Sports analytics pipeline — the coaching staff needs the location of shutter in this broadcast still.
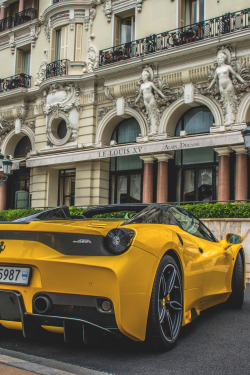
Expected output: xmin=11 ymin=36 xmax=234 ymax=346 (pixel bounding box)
xmin=114 ymin=15 xmax=121 ymax=46
xmin=50 ymin=28 xmax=56 ymax=62
xmin=61 ymin=25 xmax=69 ymax=59
xmin=16 ymin=49 xmax=24 ymax=74
xmin=179 ymin=0 xmax=185 ymax=27
xmin=75 ymin=23 xmax=83 ymax=61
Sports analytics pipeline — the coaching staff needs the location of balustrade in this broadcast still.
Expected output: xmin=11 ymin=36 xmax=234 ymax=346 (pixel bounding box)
xmin=46 ymin=59 xmax=69 ymax=79
xmin=0 ymin=73 xmax=31 ymax=92
xmin=99 ymin=8 xmax=250 ymax=66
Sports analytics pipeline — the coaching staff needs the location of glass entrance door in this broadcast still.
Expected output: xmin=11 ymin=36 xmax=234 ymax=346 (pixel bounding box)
xmin=181 ymin=166 xmax=215 ymax=202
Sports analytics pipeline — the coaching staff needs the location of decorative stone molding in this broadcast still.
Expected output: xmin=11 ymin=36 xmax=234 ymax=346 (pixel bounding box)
xmin=101 ymin=0 xmax=144 ymax=21
xmin=230 ymin=145 xmax=248 ymax=154
xmin=9 ymin=32 xmax=15 ymax=54
xmin=84 ymin=8 xmax=96 ymax=30
xmin=101 ymin=0 xmax=112 ymax=22
xmin=140 ymin=154 xmax=155 ymax=163
xmin=214 ymin=146 xmax=232 ymax=156
xmin=86 ymin=34 xmax=98 ymax=72
xmin=34 ymin=50 xmax=48 ymax=86
xmin=43 ymin=83 xmax=81 ymax=146
xmin=98 ymin=105 xmax=114 ymax=122
xmin=30 ymin=25 xmax=40 ymax=48
xmin=0 ymin=118 xmax=14 ymax=144
xmin=154 ymin=152 xmax=174 ymax=162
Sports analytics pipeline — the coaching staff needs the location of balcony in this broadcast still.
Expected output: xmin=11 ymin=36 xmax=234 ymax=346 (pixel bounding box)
xmin=0 ymin=8 xmax=38 ymax=33
xmin=99 ymin=8 xmax=250 ymax=66
xmin=0 ymin=73 xmax=31 ymax=92
xmin=46 ymin=59 xmax=69 ymax=79
xmin=0 ymin=17 xmax=13 ymax=32
xmin=14 ymin=8 xmax=38 ymax=27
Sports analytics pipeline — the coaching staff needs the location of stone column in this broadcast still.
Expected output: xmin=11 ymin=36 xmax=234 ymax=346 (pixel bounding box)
xmin=0 ymin=180 xmax=7 ymax=211
xmin=0 ymin=6 xmax=6 ymax=19
xmin=140 ymin=155 xmax=155 ymax=203
xmin=155 ymin=153 xmax=173 ymax=203
xmin=231 ymin=145 xmax=248 ymax=202
xmin=19 ymin=0 xmax=25 ymax=12
xmin=214 ymin=147 xmax=231 ymax=202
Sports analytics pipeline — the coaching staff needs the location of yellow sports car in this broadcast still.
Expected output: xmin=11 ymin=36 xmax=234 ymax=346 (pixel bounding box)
xmin=0 ymin=204 xmax=245 ymax=350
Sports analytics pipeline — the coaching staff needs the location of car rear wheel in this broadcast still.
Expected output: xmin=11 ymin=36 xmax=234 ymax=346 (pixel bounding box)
xmin=226 ymin=252 xmax=244 ymax=309
xmin=146 ymin=255 xmax=183 ymax=351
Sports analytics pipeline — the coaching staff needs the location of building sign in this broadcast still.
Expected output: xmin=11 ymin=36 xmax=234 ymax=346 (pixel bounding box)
xmin=27 ymin=132 xmax=244 ymax=168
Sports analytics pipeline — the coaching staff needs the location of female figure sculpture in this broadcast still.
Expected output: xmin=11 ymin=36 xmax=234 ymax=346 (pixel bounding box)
xmin=208 ymin=50 xmax=246 ymax=125
xmin=135 ymin=68 xmax=166 ymax=134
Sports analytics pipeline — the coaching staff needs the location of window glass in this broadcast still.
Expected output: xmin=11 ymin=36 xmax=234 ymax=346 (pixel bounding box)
xmin=121 ymin=17 xmax=132 ymax=44
xmin=117 ymin=175 xmax=128 ymax=203
xmin=198 ymin=168 xmax=212 ymax=201
xmin=58 ymin=169 xmax=75 ymax=206
xmin=169 ymin=206 xmax=217 ymax=242
xmin=182 ymin=147 xmax=214 ymax=165
xmin=116 ymin=155 xmax=142 ymax=171
xmin=14 ymin=136 xmax=32 ymax=158
xmin=112 ymin=117 xmax=140 ymax=144
xmin=176 ymin=106 xmax=213 ymax=136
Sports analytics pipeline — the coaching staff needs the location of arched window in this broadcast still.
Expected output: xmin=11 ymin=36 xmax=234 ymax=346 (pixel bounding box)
xmin=111 ymin=117 xmax=140 ymax=144
xmin=110 ymin=118 xmax=142 ymax=204
xmin=175 ymin=106 xmax=214 ymax=136
xmin=14 ymin=136 xmax=32 ymax=158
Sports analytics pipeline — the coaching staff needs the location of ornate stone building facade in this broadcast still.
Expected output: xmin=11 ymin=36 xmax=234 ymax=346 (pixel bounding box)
xmin=0 ymin=0 xmax=249 ymax=209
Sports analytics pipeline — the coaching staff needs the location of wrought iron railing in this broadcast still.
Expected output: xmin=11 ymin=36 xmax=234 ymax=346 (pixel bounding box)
xmin=46 ymin=59 xmax=69 ymax=79
xmin=0 ymin=17 xmax=13 ymax=32
xmin=99 ymin=8 xmax=250 ymax=66
xmin=0 ymin=73 xmax=31 ymax=92
xmin=14 ymin=8 xmax=38 ymax=27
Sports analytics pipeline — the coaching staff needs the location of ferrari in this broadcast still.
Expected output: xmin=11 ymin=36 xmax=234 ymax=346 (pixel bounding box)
xmin=0 ymin=204 xmax=245 ymax=350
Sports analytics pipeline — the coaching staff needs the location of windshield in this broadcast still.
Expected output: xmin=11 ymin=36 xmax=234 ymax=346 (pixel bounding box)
xmin=122 ymin=205 xmax=178 ymax=225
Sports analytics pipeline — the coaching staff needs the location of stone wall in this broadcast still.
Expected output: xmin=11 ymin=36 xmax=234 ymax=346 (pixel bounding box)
xmin=202 ymin=219 xmax=250 ymax=282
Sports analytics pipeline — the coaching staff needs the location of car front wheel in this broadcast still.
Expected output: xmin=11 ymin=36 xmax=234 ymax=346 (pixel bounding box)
xmin=226 ymin=252 xmax=244 ymax=309
xmin=146 ymin=255 xmax=183 ymax=351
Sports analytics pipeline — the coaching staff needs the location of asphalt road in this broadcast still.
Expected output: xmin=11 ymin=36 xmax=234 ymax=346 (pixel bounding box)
xmin=0 ymin=286 xmax=249 ymax=375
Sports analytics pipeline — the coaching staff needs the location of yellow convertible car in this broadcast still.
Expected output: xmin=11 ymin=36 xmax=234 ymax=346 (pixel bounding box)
xmin=0 ymin=204 xmax=245 ymax=350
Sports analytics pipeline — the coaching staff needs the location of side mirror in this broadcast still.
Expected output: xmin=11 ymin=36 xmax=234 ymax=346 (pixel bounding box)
xmin=225 ymin=233 xmax=243 ymax=245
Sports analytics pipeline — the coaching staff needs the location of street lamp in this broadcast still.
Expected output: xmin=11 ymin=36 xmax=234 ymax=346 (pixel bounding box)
xmin=0 ymin=153 xmax=13 ymax=186
xmin=241 ymin=122 xmax=250 ymax=156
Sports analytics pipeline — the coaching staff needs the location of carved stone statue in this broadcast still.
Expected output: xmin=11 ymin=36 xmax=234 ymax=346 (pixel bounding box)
xmin=207 ymin=49 xmax=247 ymax=125
xmin=135 ymin=67 xmax=166 ymax=135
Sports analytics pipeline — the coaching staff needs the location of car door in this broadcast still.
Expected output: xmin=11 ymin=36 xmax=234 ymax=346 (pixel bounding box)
xmin=169 ymin=207 xmax=233 ymax=305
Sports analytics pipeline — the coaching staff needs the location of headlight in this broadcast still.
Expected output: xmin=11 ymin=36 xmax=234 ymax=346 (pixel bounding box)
xmin=105 ymin=228 xmax=135 ymax=254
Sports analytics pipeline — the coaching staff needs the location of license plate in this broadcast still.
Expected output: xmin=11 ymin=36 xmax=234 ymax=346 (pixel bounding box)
xmin=0 ymin=266 xmax=31 ymax=285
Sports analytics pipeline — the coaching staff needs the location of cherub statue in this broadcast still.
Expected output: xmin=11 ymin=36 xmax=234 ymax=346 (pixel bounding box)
xmin=135 ymin=67 xmax=166 ymax=135
xmin=207 ymin=49 xmax=247 ymax=125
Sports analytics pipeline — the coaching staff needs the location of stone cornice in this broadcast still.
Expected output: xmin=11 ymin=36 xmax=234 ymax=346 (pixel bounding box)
xmin=27 ymin=131 xmax=244 ymax=168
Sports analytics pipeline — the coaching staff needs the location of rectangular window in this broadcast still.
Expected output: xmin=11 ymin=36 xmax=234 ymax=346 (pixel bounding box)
xmin=16 ymin=46 xmax=31 ymax=75
xmin=184 ymin=0 xmax=204 ymax=25
xmin=58 ymin=169 xmax=75 ymax=206
xmin=114 ymin=10 xmax=135 ymax=46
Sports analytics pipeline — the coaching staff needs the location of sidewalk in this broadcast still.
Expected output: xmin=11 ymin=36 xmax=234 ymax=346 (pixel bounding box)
xmin=0 ymin=363 xmax=36 ymax=375
xmin=0 ymin=352 xmax=110 ymax=375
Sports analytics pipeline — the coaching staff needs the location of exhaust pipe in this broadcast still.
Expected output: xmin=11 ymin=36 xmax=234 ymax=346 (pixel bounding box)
xmin=33 ymin=295 xmax=53 ymax=314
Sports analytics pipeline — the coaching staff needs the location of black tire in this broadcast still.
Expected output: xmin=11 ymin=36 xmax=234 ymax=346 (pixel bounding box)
xmin=146 ymin=255 xmax=183 ymax=351
xmin=226 ymin=252 xmax=244 ymax=309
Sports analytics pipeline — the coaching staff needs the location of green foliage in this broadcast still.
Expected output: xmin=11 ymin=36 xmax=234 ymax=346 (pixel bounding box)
xmin=181 ymin=203 xmax=250 ymax=219
xmin=0 ymin=208 xmax=42 ymax=222
xmin=0 ymin=203 xmax=249 ymax=221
